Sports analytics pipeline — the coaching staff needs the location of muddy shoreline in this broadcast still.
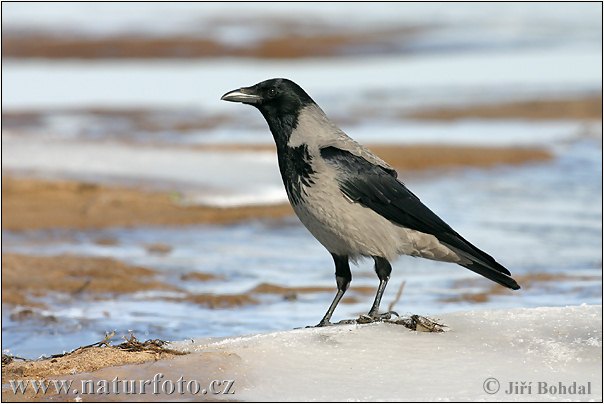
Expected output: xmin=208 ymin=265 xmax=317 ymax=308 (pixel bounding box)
xmin=2 ymin=144 xmax=551 ymax=231
xmin=2 ymin=26 xmax=420 ymax=59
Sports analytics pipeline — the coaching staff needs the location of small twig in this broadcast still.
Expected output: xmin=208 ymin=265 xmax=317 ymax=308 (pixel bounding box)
xmin=385 ymin=315 xmax=447 ymax=332
xmin=6 ymin=331 xmax=186 ymax=363
xmin=72 ymin=279 xmax=92 ymax=295
xmin=45 ymin=331 xmax=116 ymax=359
xmin=387 ymin=280 xmax=406 ymax=313
xmin=117 ymin=334 xmax=185 ymax=356
xmin=2 ymin=354 xmax=27 ymax=366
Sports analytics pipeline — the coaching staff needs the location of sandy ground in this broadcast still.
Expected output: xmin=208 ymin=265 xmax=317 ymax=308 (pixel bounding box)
xmin=2 ymin=342 xmax=188 ymax=402
xmin=1 ymin=253 xmax=177 ymax=308
xmin=3 ymin=349 xmax=242 ymax=402
xmin=1 ymin=177 xmax=294 ymax=231
xmin=407 ymin=95 xmax=603 ymax=121
xmin=2 ymin=346 xmax=178 ymax=382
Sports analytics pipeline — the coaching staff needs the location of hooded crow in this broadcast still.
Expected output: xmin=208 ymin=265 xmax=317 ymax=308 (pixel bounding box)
xmin=221 ymin=78 xmax=520 ymax=326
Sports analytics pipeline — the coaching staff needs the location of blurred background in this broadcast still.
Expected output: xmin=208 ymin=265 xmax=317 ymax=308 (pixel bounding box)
xmin=2 ymin=3 xmax=602 ymax=358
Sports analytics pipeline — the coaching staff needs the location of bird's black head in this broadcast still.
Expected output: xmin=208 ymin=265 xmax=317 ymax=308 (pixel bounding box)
xmin=221 ymin=78 xmax=315 ymax=146
xmin=221 ymin=78 xmax=314 ymax=113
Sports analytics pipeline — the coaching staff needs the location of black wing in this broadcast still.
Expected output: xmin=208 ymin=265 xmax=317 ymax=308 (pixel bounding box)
xmin=321 ymin=146 xmax=520 ymax=290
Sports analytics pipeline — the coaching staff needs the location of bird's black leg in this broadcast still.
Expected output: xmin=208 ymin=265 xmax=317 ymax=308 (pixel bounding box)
xmin=367 ymin=256 xmax=393 ymax=319
xmin=315 ymin=254 xmax=351 ymax=327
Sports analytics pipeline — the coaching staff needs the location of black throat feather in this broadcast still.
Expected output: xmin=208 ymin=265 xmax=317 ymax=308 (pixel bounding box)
xmin=258 ymin=107 xmax=315 ymax=205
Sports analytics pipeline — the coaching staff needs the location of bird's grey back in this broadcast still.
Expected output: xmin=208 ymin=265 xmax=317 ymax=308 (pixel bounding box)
xmin=288 ymin=104 xmax=397 ymax=176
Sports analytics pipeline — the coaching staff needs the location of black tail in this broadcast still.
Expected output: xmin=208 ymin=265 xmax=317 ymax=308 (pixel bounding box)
xmin=458 ymin=255 xmax=520 ymax=290
xmin=443 ymin=235 xmax=521 ymax=290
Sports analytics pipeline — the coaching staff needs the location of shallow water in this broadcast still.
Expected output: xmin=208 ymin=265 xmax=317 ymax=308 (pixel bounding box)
xmin=2 ymin=140 xmax=601 ymax=358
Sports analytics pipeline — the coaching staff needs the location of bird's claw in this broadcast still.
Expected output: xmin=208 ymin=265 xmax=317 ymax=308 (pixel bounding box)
xmin=358 ymin=310 xmax=400 ymax=324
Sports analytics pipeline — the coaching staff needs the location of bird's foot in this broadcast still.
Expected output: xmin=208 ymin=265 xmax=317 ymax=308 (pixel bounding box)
xmin=305 ymin=319 xmax=337 ymax=328
xmin=304 ymin=323 xmax=327 ymax=328
xmin=357 ymin=310 xmax=400 ymax=324
xmin=302 ymin=313 xmax=446 ymax=331
xmin=303 ymin=316 xmax=380 ymax=328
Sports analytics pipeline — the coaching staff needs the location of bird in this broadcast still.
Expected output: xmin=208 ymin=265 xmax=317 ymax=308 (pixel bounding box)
xmin=221 ymin=78 xmax=520 ymax=326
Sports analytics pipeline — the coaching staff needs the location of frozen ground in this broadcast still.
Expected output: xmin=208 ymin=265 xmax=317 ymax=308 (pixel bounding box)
xmin=2 ymin=46 xmax=601 ymax=112
xmin=77 ymin=305 xmax=601 ymax=401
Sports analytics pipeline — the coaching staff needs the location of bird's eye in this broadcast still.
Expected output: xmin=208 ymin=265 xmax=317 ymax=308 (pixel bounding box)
xmin=267 ymin=88 xmax=278 ymax=98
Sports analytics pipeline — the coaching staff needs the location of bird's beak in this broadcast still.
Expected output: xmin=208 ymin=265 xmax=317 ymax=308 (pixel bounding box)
xmin=220 ymin=86 xmax=262 ymax=104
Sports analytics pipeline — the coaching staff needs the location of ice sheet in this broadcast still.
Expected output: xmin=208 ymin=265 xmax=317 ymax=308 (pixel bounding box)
xmin=162 ymin=305 xmax=602 ymax=401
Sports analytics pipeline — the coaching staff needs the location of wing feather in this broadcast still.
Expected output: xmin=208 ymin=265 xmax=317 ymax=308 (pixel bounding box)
xmin=321 ymin=146 xmax=520 ymax=290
